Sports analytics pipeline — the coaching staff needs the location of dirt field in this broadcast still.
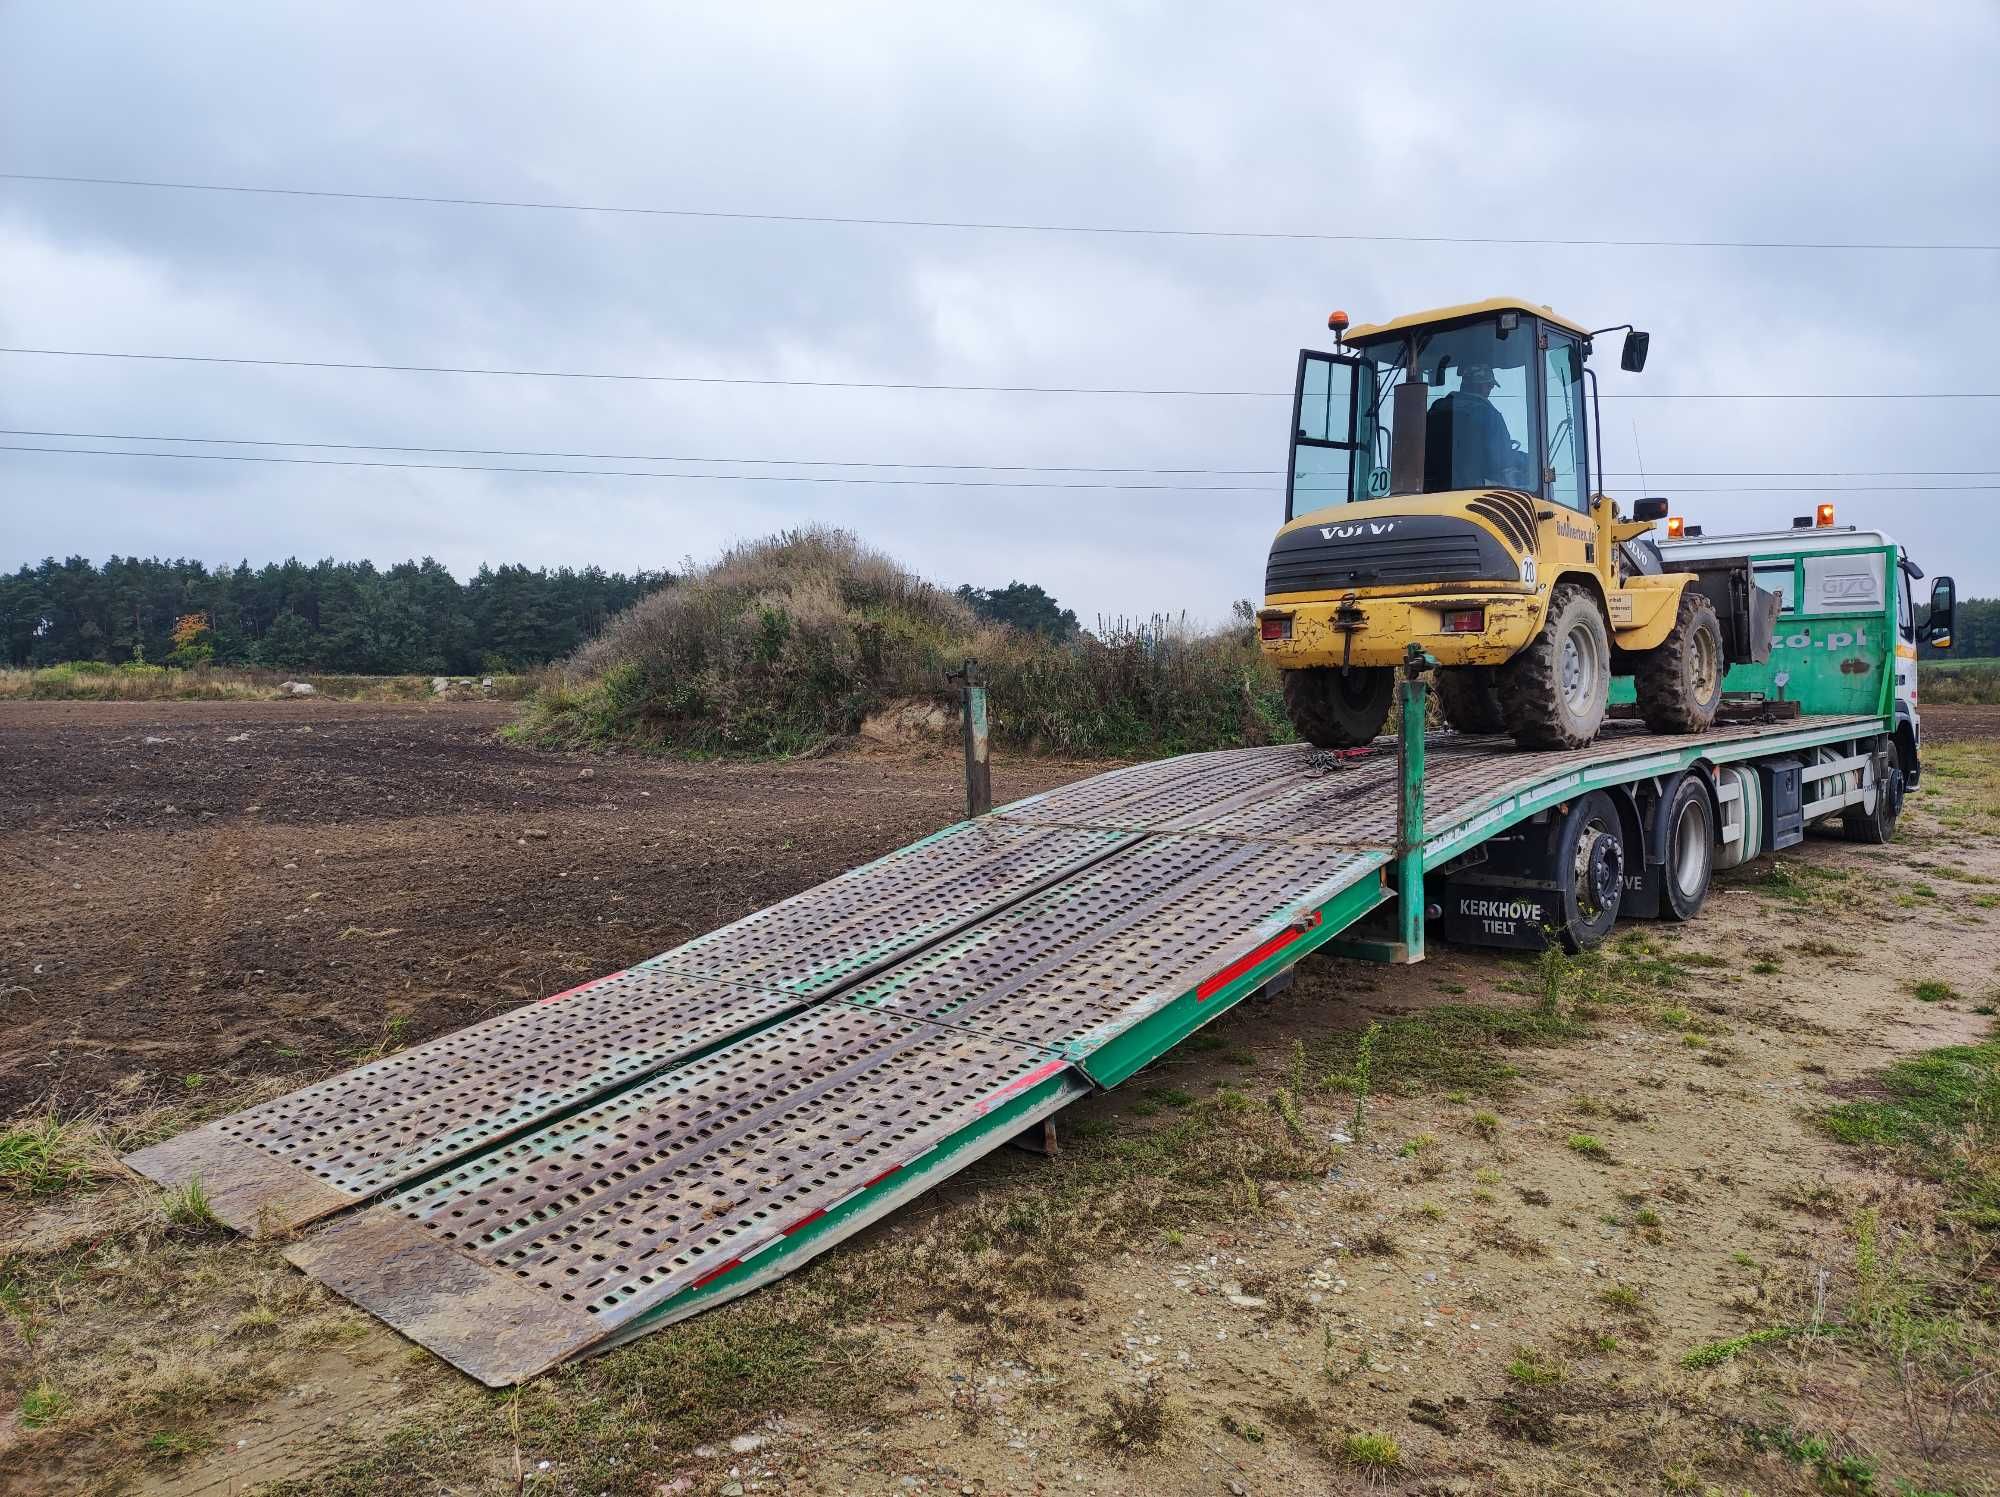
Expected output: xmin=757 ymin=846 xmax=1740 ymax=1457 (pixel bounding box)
xmin=3 ymin=701 xmax=1997 ymax=1495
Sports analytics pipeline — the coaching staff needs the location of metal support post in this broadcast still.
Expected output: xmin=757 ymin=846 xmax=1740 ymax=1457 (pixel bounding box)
xmin=1395 ymin=644 xmax=1432 ymax=962
xmin=950 ymin=658 xmax=992 ymax=817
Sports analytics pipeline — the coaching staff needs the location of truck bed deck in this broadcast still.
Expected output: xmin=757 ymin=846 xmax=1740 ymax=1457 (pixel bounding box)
xmin=127 ymin=713 xmax=1878 ymax=1383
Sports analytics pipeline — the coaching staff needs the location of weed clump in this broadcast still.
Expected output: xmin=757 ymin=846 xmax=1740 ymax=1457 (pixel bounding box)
xmin=1087 ymin=1379 xmax=1176 ymax=1456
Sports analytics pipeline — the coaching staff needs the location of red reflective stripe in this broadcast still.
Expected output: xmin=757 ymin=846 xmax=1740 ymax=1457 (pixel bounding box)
xmin=690 ymin=1255 xmax=742 ymax=1290
xmin=1197 ymin=930 xmax=1303 ymax=1001
xmin=538 ymin=969 xmax=626 ymax=1005
xmin=782 ymin=1207 xmax=827 ymax=1236
xmin=977 ymin=1057 xmax=1067 ymax=1113
xmin=862 ymin=1164 xmax=902 ymax=1189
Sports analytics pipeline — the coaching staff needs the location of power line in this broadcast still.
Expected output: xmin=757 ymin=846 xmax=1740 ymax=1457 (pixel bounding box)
xmin=9 ymin=444 xmax=1997 ymax=494
xmin=6 ymin=171 xmax=1996 ymax=254
xmin=5 ymin=430 xmax=1995 ymax=481
xmin=0 ymin=428 xmax=1275 ymax=476
xmin=5 ymin=346 xmax=1996 ymax=400
xmin=0 ymin=443 xmax=1275 ymax=491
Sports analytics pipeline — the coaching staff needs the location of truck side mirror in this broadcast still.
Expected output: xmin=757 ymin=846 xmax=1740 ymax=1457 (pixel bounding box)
xmin=1925 ymin=575 xmax=1956 ymax=648
xmin=1633 ymin=497 xmax=1669 ymax=521
xmin=1620 ymin=331 xmax=1650 ymax=373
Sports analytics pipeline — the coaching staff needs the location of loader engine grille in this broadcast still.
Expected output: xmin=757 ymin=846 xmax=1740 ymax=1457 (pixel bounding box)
xmin=1265 ymin=512 xmax=1518 ymax=593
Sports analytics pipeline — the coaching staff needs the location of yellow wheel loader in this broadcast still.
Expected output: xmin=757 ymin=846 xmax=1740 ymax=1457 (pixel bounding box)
xmin=1257 ymin=297 xmax=1776 ymax=750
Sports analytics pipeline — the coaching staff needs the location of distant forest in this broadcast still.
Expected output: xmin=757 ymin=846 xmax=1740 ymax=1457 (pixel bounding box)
xmin=0 ymin=556 xmax=673 ymax=673
xmin=1923 ymin=596 xmax=2000 ymax=659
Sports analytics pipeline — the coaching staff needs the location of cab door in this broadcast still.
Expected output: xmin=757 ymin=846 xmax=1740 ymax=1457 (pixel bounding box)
xmin=1287 ymin=349 xmax=1367 ymax=519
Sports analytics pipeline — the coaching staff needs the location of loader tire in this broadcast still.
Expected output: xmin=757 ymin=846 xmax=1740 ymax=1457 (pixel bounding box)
xmin=1498 ymin=582 xmax=1610 ymax=750
xmin=1283 ymin=667 xmax=1393 ymax=748
xmin=1634 ymin=590 xmax=1725 ymax=734
xmin=1435 ymin=666 xmax=1507 ymax=735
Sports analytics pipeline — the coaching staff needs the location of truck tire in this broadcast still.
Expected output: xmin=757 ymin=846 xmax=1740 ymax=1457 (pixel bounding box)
xmin=1634 ymin=590 xmax=1725 ymax=734
xmin=1436 ymin=666 xmax=1507 ymax=735
xmin=1498 ymin=582 xmax=1610 ymax=750
xmin=1658 ymin=774 xmax=1714 ymax=920
xmin=1843 ymin=738 xmax=1904 ymax=843
xmin=1552 ymin=790 xmax=1625 ymax=951
xmin=1283 ymin=667 xmax=1394 ymax=748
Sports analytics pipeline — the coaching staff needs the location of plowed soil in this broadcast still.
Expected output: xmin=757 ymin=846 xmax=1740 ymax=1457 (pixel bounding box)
xmin=0 ymin=699 xmax=1089 ymax=1119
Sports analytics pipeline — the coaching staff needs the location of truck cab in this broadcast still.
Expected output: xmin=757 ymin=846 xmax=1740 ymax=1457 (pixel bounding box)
xmin=1637 ymin=515 xmax=1956 ymax=784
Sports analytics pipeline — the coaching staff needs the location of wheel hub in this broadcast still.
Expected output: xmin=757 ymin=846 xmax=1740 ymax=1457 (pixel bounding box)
xmin=1573 ymin=823 xmax=1624 ymax=917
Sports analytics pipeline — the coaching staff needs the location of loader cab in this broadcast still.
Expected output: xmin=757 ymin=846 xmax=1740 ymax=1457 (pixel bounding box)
xmin=1288 ymin=298 xmax=1637 ymax=521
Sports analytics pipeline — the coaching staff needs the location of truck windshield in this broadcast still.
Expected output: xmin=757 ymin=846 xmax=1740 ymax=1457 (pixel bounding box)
xmin=1352 ymin=318 xmax=1536 ymax=497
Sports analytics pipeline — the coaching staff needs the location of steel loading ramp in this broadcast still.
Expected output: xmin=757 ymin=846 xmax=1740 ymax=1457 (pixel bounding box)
xmin=125 ymin=714 xmax=1876 ymax=1384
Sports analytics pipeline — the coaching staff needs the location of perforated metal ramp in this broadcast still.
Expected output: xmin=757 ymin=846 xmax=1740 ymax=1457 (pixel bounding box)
xmin=128 ymin=820 xmax=1131 ymax=1232
xmin=126 ymin=713 xmax=1882 ymax=1382
xmin=286 ymin=832 xmax=1391 ymax=1383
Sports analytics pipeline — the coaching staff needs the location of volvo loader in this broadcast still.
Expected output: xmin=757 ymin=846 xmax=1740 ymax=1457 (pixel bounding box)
xmin=1256 ymin=297 xmax=1778 ymax=749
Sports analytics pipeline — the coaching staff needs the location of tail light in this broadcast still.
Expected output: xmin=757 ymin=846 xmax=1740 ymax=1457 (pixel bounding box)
xmin=1441 ymin=608 xmax=1485 ymax=634
xmin=1260 ymin=615 xmax=1292 ymax=642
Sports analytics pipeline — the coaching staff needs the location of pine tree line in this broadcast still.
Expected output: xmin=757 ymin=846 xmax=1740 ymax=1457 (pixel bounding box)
xmin=0 ymin=556 xmax=673 ymax=673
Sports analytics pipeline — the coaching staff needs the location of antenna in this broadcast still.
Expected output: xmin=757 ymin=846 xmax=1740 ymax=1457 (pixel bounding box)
xmin=1630 ymin=416 xmax=1650 ymax=496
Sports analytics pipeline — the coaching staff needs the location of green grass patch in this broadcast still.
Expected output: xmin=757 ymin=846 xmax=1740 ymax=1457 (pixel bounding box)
xmin=1910 ymin=979 xmax=1958 ymax=1004
xmin=1311 ymin=1001 xmax=1583 ymax=1100
xmin=1338 ymin=1430 xmax=1401 ymax=1468
xmin=1680 ymin=1325 xmax=1802 ymax=1369
xmin=0 ymin=1116 xmax=95 ymax=1197
xmin=1820 ymin=1029 xmax=2000 ymax=1224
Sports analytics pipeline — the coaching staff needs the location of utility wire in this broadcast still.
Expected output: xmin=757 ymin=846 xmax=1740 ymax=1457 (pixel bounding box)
xmin=8 ymin=444 xmax=1997 ymax=494
xmin=0 ymin=428 xmax=1274 ymax=476
xmin=5 ymin=171 xmax=1996 ymax=253
xmin=4 ymin=430 xmax=1994 ymax=481
xmin=5 ymin=346 xmax=1996 ymax=400
xmin=0 ymin=443 xmax=1277 ymax=491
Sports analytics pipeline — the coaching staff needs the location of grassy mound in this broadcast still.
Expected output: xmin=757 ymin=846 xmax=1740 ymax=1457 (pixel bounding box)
xmin=516 ymin=526 xmax=1292 ymax=757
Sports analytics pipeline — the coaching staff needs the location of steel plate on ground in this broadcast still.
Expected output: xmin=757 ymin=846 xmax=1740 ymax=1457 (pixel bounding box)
xmin=639 ymin=820 xmax=1134 ymax=994
xmin=289 ymin=1004 xmax=1072 ymax=1384
xmin=831 ymin=835 xmax=1387 ymax=1054
xmin=125 ymin=968 xmax=803 ymax=1233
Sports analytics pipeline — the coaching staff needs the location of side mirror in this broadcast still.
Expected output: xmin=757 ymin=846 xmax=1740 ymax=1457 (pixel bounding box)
xmin=1633 ymin=497 xmax=1670 ymax=521
xmin=1620 ymin=330 xmax=1650 ymax=373
xmin=1925 ymin=575 xmax=1956 ymax=647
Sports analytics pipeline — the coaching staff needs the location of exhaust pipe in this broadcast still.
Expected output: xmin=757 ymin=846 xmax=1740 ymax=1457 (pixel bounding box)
xmin=1389 ymin=380 xmax=1429 ymax=496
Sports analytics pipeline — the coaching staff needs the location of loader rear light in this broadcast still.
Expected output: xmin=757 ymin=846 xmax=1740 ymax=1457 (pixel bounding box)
xmin=1441 ymin=607 xmax=1485 ymax=633
xmin=1260 ymin=616 xmax=1292 ymax=641
xmin=1666 ymin=516 xmax=1685 ymax=539
xmin=1816 ymin=502 xmax=1836 ymax=527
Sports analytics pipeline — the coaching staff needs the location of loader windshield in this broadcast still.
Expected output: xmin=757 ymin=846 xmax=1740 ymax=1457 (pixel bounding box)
xmin=1352 ymin=317 xmax=1536 ymax=496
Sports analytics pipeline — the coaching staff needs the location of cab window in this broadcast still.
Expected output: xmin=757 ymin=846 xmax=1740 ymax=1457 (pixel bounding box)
xmin=1753 ymin=561 xmax=1798 ymax=614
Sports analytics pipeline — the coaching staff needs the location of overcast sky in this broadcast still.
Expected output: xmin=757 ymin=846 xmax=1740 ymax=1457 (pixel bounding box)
xmin=4 ymin=1 xmax=1997 ymax=620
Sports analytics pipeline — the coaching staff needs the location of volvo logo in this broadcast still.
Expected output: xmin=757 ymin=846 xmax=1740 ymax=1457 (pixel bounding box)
xmin=1319 ymin=521 xmax=1399 ymax=540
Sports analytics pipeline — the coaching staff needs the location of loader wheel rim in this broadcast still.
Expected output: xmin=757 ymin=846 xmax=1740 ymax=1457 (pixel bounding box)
xmin=1691 ymin=623 xmax=1720 ymax=701
xmin=1559 ymin=623 xmax=1599 ymax=717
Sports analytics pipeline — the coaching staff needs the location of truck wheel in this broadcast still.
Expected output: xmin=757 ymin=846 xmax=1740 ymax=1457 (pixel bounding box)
xmin=1499 ymin=582 xmax=1610 ymax=750
xmin=1436 ymin=667 xmax=1506 ymax=735
xmin=1634 ymin=591 xmax=1724 ymax=733
xmin=1658 ymin=774 xmax=1714 ymax=920
xmin=1282 ymin=667 xmax=1393 ymax=748
xmin=1843 ymin=738 xmax=1904 ymax=844
xmin=1553 ymin=790 xmax=1625 ymax=951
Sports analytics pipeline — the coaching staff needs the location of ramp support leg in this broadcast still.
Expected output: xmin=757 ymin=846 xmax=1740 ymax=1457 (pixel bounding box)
xmin=951 ymin=657 xmax=992 ymax=817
